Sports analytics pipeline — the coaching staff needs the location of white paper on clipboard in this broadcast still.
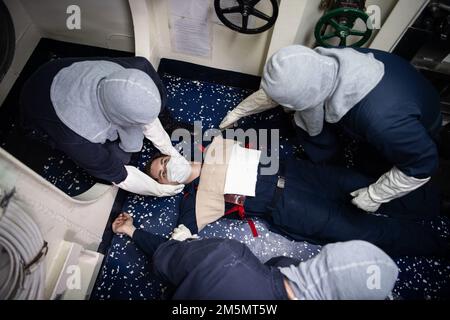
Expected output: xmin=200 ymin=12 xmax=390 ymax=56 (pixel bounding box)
xmin=169 ymin=0 xmax=212 ymax=58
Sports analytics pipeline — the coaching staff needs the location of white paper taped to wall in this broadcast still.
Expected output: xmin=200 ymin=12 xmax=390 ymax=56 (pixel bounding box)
xmin=211 ymin=0 xmax=257 ymax=29
xmin=169 ymin=0 xmax=210 ymax=22
xmin=170 ymin=16 xmax=212 ymax=58
xmin=169 ymin=0 xmax=212 ymax=58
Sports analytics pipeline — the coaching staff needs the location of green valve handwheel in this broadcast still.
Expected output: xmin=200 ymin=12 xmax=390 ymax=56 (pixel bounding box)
xmin=315 ymin=7 xmax=373 ymax=48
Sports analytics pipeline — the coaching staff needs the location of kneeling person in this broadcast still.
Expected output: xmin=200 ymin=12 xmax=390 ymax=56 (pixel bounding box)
xmin=113 ymin=213 xmax=398 ymax=300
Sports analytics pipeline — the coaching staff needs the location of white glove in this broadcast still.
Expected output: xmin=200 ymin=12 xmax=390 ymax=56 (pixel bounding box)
xmin=143 ymin=118 xmax=181 ymax=157
xmin=351 ymin=167 xmax=431 ymax=213
xmin=115 ymin=166 xmax=184 ymax=197
xmin=219 ymin=89 xmax=278 ymax=129
xmin=170 ymin=224 xmax=200 ymax=242
xmin=143 ymin=118 xmax=191 ymax=183
xmin=350 ymin=188 xmax=382 ymax=213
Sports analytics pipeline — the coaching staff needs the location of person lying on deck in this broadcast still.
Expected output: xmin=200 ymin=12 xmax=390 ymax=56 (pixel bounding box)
xmin=112 ymin=213 xmax=399 ymax=300
xmin=145 ymin=136 xmax=450 ymax=259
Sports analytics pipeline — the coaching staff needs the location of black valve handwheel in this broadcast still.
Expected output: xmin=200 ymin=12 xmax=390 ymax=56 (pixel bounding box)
xmin=214 ymin=0 xmax=279 ymax=34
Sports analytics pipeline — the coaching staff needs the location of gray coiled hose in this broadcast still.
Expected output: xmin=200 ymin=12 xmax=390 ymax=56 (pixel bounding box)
xmin=0 ymin=191 xmax=46 ymax=300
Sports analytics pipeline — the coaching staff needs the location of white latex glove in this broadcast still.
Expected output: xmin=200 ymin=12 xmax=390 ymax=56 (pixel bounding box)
xmin=351 ymin=167 xmax=431 ymax=213
xmin=219 ymin=89 xmax=278 ymax=129
xmin=350 ymin=188 xmax=382 ymax=213
xmin=170 ymin=224 xmax=200 ymax=242
xmin=115 ymin=166 xmax=184 ymax=197
xmin=143 ymin=118 xmax=181 ymax=157
xmin=143 ymin=118 xmax=191 ymax=183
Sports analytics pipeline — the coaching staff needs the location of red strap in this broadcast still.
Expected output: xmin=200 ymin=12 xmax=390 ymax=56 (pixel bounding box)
xmin=225 ymin=205 xmax=259 ymax=237
xmin=198 ymin=144 xmax=206 ymax=153
xmin=225 ymin=205 xmax=245 ymax=218
xmin=246 ymin=218 xmax=259 ymax=238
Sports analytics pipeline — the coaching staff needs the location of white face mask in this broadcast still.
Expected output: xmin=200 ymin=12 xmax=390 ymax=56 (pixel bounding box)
xmin=166 ymin=156 xmax=192 ymax=184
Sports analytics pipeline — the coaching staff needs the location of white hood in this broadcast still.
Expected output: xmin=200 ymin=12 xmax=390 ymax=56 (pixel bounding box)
xmin=262 ymin=45 xmax=385 ymax=136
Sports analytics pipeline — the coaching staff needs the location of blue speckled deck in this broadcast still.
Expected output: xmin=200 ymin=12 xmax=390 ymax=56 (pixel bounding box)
xmin=92 ymin=71 xmax=450 ymax=300
xmin=41 ymin=153 xmax=96 ymax=197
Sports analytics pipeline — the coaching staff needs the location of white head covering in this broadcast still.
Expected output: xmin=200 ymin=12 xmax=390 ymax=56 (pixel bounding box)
xmin=51 ymin=61 xmax=162 ymax=153
xmin=280 ymin=241 xmax=399 ymax=300
xmin=262 ymin=45 xmax=385 ymax=136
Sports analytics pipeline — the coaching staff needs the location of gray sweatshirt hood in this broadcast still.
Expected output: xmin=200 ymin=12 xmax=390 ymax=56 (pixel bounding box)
xmin=280 ymin=241 xmax=399 ymax=300
xmin=261 ymin=45 xmax=385 ymax=136
xmin=50 ymin=60 xmax=161 ymax=153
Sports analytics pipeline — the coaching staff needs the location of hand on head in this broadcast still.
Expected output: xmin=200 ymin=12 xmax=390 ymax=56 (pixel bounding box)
xmin=112 ymin=213 xmax=136 ymax=237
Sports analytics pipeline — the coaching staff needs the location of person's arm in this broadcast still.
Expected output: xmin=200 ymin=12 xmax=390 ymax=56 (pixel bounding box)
xmin=143 ymin=118 xmax=183 ymax=157
xmin=178 ymin=184 xmax=199 ymax=234
xmin=58 ymin=140 xmax=128 ymax=184
xmin=59 ymin=139 xmax=184 ymax=197
xmin=114 ymin=166 xmax=185 ymax=197
xmin=112 ymin=213 xmax=202 ymax=288
xmin=132 ymin=229 xmax=167 ymax=256
xmin=351 ymin=114 xmax=438 ymax=212
xmin=351 ymin=168 xmax=431 ymax=212
xmin=219 ymin=89 xmax=279 ymax=129
xmin=112 ymin=213 xmax=166 ymax=256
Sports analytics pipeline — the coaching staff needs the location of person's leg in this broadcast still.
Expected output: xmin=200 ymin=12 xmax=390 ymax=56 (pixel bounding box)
xmin=283 ymin=158 xmax=441 ymax=220
xmin=152 ymin=239 xmax=288 ymax=300
xmin=283 ymin=158 xmax=374 ymax=202
xmin=317 ymin=203 xmax=448 ymax=258
xmin=377 ymin=180 xmax=441 ymax=221
xmin=272 ymin=189 xmax=448 ymax=257
xmin=271 ymin=160 xmax=448 ymax=257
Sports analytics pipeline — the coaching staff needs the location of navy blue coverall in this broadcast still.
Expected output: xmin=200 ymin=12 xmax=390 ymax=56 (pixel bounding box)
xmin=20 ymin=57 xmax=167 ymax=184
xmin=131 ymin=230 xmax=290 ymax=300
xmin=296 ymin=49 xmax=442 ymax=179
xmin=179 ymin=158 xmax=448 ymax=258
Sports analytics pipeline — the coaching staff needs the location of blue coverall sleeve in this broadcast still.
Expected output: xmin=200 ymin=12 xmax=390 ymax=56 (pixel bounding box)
xmin=178 ymin=190 xmax=199 ymax=234
xmin=57 ymin=141 xmax=128 ymax=184
xmin=132 ymin=229 xmax=167 ymax=256
xmin=365 ymin=111 xmax=439 ymax=179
